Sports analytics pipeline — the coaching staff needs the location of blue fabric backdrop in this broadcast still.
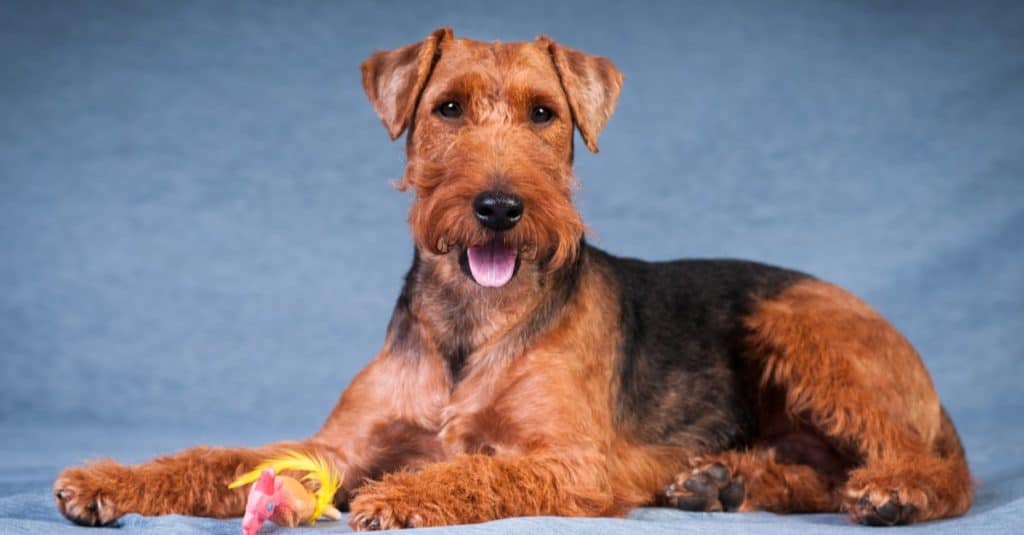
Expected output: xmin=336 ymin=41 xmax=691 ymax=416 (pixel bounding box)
xmin=1 ymin=0 xmax=1022 ymax=533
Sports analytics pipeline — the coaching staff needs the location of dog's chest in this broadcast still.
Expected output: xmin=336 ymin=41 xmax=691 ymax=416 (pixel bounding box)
xmin=433 ymin=364 xmax=521 ymax=458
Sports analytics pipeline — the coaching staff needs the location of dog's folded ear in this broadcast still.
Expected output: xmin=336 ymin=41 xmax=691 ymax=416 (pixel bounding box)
xmin=538 ymin=36 xmax=624 ymax=153
xmin=361 ymin=27 xmax=453 ymax=140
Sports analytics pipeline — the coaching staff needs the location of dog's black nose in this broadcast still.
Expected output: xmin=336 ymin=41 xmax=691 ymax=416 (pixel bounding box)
xmin=473 ymin=191 xmax=523 ymax=231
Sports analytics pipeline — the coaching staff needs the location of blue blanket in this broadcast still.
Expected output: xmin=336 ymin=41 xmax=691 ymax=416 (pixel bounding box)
xmin=2 ymin=0 xmax=1022 ymax=533
xmin=2 ymin=420 xmax=1023 ymax=533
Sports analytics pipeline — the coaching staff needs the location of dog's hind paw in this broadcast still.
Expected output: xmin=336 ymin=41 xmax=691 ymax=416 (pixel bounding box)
xmin=843 ymin=482 xmax=924 ymax=526
xmin=662 ymin=463 xmax=746 ymax=512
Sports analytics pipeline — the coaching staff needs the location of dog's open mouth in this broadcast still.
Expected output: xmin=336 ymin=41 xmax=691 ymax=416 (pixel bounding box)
xmin=465 ymin=239 xmax=518 ymax=288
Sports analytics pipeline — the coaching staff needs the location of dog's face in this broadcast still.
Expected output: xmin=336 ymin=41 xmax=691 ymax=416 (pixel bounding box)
xmin=361 ymin=28 xmax=622 ymax=288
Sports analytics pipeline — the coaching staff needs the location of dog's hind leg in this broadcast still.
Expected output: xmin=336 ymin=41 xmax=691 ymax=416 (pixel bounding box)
xmin=743 ymin=279 xmax=972 ymax=525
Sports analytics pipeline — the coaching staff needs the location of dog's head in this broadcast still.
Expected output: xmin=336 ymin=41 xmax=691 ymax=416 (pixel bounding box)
xmin=361 ymin=28 xmax=622 ymax=288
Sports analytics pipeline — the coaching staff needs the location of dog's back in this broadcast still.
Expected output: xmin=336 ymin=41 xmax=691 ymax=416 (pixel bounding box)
xmin=593 ymin=246 xmax=806 ymax=449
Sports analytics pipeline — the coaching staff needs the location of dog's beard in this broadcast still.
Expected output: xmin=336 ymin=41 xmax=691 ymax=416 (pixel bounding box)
xmin=403 ymin=164 xmax=585 ymax=286
xmin=419 ymin=217 xmax=580 ymax=288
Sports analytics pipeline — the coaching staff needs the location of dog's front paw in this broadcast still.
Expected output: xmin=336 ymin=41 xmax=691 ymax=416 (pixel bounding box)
xmin=348 ymin=476 xmax=447 ymax=531
xmin=53 ymin=462 xmax=133 ymax=526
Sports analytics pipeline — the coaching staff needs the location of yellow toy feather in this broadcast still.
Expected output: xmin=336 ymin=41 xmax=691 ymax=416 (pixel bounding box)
xmin=229 ymin=451 xmax=342 ymax=524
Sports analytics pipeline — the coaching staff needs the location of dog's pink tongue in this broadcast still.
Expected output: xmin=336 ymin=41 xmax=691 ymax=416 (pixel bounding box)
xmin=467 ymin=241 xmax=517 ymax=288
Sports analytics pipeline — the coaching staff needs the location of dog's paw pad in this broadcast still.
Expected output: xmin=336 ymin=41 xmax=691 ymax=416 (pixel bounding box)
xmin=663 ymin=463 xmax=745 ymax=512
xmin=845 ymin=489 xmax=919 ymax=526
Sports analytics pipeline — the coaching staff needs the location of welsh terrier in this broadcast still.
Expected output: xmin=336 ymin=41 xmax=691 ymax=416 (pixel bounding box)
xmin=54 ymin=28 xmax=972 ymax=529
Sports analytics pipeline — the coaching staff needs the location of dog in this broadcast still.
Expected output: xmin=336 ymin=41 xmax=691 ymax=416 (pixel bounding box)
xmin=53 ymin=28 xmax=972 ymax=529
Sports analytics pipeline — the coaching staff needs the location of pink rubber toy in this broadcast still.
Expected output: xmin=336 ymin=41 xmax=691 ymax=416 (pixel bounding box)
xmin=240 ymin=466 xmax=342 ymax=535
xmin=241 ymin=468 xmax=280 ymax=535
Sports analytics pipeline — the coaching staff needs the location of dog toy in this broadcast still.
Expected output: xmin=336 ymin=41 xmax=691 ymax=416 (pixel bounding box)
xmin=228 ymin=451 xmax=342 ymax=534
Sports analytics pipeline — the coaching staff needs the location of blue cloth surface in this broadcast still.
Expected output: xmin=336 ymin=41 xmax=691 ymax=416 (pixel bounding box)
xmin=1 ymin=0 xmax=1022 ymax=533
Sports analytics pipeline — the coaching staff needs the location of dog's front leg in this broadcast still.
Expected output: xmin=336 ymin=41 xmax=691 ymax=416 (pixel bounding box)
xmin=54 ymin=338 xmax=452 ymax=526
xmin=348 ymin=450 xmax=616 ymax=530
xmin=52 ymin=440 xmax=338 ymax=526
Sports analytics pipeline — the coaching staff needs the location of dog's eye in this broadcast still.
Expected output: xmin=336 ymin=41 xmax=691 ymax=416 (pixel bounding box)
xmin=530 ymin=106 xmax=553 ymax=124
xmin=437 ymin=101 xmax=463 ymax=119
